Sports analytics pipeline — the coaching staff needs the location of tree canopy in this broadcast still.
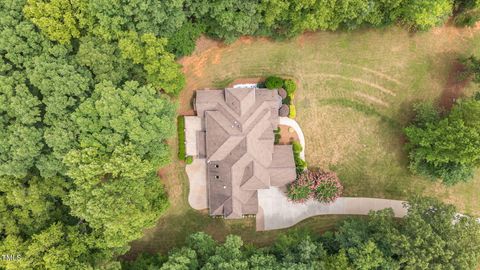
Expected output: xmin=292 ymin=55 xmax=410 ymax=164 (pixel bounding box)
xmin=0 ymin=0 xmax=179 ymax=268
xmin=405 ymin=98 xmax=480 ymax=185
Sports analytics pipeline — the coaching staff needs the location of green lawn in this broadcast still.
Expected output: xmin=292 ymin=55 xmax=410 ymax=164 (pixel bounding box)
xmin=126 ymin=26 xmax=480 ymax=258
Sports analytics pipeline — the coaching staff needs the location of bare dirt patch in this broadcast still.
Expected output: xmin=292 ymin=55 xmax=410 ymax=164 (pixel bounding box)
xmin=278 ymin=124 xmax=299 ymax=145
xmin=439 ymin=60 xmax=468 ymax=110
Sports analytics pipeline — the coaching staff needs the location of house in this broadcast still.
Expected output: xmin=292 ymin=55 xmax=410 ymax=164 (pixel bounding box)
xmin=185 ymin=88 xmax=297 ymax=218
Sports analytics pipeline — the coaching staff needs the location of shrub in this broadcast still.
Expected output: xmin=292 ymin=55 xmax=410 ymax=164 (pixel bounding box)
xmin=291 ymin=141 xmax=306 ymax=173
xmin=289 ymin=104 xmax=296 ymax=118
xmin=292 ymin=141 xmax=302 ymax=153
xmin=287 ymin=170 xmax=343 ymax=203
xmin=310 ymin=172 xmax=343 ymax=203
xmin=282 ymin=95 xmax=291 ymax=105
xmin=460 ymin=55 xmax=480 ymax=82
xmin=278 ymin=88 xmax=287 ymax=99
xmin=185 ymin=156 xmax=193 ymax=164
xmin=283 ymin=79 xmax=297 ymax=95
xmin=274 ymin=127 xmax=281 ymax=144
xmin=475 ymin=91 xmax=480 ymax=101
xmin=265 ymin=76 xmax=284 ymax=89
xmin=454 ymin=11 xmax=480 ymax=27
xmin=287 ymin=177 xmax=311 ymax=202
xmin=177 ymin=116 xmax=186 ymax=160
xmin=294 ymin=156 xmax=307 ymax=174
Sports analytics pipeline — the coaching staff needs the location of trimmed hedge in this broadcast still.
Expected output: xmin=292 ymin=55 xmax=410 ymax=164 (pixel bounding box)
xmin=177 ymin=116 xmax=186 ymax=160
xmin=292 ymin=141 xmax=302 ymax=153
xmin=283 ymin=79 xmax=297 ymax=95
xmin=289 ymin=104 xmax=296 ymax=118
xmin=274 ymin=127 xmax=281 ymax=144
xmin=292 ymin=141 xmax=306 ymax=173
xmin=265 ymin=76 xmax=284 ymax=89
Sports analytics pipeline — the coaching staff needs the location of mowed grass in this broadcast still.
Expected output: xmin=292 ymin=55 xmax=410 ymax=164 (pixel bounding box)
xmin=126 ymin=26 xmax=480 ymax=258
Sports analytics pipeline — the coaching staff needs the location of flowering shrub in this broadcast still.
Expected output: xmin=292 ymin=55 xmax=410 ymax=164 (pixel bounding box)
xmin=287 ymin=170 xmax=343 ymax=203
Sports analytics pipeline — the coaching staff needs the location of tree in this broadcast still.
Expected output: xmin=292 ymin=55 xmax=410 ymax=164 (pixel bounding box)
xmin=119 ymin=32 xmax=185 ymax=94
xmin=65 ymin=81 xmax=174 ymax=248
xmin=86 ymin=0 xmax=187 ymax=40
xmin=399 ymin=0 xmax=454 ymax=30
xmin=0 ymin=175 xmax=68 ymax=237
xmin=26 ymin=54 xmax=92 ymax=177
xmin=0 ymin=75 xmax=43 ymax=178
xmin=23 ymin=0 xmax=88 ymax=44
xmin=71 ymin=80 xmax=176 ymax=165
xmin=75 ymin=36 xmax=133 ymax=85
xmin=189 ymin=0 xmax=264 ymax=43
xmin=346 ymin=241 xmax=385 ymax=270
xmin=64 ymin=145 xmax=169 ymax=249
xmin=405 ymin=98 xmax=480 ymax=185
xmin=166 ymin=22 xmax=205 ymax=58
xmin=1 ymin=1 xmax=180 ymax=267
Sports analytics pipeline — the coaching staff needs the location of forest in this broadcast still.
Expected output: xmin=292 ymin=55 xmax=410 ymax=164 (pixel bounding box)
xmin=1 ymin=0 xmax=479 ymax=269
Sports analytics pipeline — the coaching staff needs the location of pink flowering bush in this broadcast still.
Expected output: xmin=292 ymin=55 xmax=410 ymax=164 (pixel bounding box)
xmin=287 ymin=170 xmax=343 ymax=203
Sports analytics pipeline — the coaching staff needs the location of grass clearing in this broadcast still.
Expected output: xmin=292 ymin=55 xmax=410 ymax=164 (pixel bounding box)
xmin=127 ymin=26 xmax=480 ymax=258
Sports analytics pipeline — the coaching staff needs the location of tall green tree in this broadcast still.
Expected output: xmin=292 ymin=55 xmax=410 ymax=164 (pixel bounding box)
xmin=23 ymin=0 xmax=89 ymax=44
xmin=0 ymin=75 xmax=42 ymax=178
xmin=71 ymin=80 xmax=176 ymax=164
xmin=119 ymin=32 xmax=185 ymax=94
xmin=64 ymin=145 xmax=169 ymax=250
xmin=399 ymin=0 xmax=454 ymax=30
xmin=188 ymin=0 xmax=264 ymax=43
xmin=405 ymin=98 xmax=480 ymax=184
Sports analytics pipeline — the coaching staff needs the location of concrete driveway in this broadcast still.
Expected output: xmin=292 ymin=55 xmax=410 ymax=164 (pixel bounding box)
xmin=257 ymin=186 xmax=407 ymax=231
xmin=186 ymin=158 xmax=207 ymax=210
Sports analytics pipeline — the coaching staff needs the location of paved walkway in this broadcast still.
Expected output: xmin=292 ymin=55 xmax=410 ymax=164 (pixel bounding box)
xmin=184 ymin=116 xmax=202 ymax=156
xmin=186 ymin=158 xmax=208 ymax=210
xmin=279 ymin=117 xmax=305 ymax=159
xmin=257 ymin=186 xmax=407 ymax=231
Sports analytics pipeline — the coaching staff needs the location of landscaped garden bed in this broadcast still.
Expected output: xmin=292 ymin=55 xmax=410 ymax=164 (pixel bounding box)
xmin=287 ymin=169 xmax=343 ymax=203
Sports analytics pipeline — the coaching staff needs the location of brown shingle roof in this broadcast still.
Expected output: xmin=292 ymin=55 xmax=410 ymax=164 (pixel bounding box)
xmin=196 ymin=88 xmax=296 ymax=218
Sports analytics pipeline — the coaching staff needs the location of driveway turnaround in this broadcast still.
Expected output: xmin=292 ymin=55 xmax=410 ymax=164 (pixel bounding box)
xmin=279 ymin=117 xmax=305 ymax=159
xmin=186 ymin=158 xmax=208 ymax=210
xmin=257 ymin=186 xmax=407 ymax=231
